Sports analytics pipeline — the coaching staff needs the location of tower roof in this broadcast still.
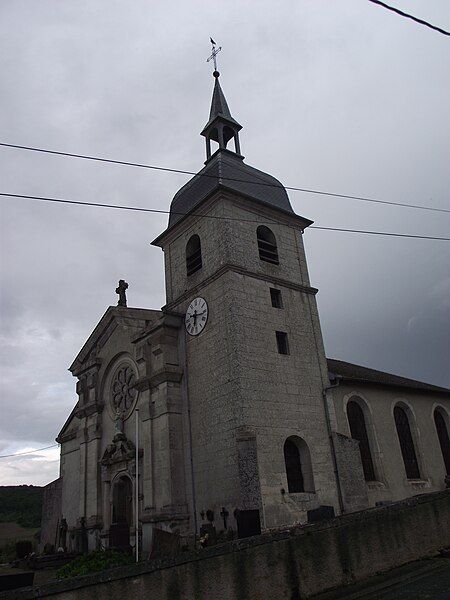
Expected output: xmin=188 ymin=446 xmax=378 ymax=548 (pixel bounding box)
xmin=166 ymin=149 xmax=297 ymax=230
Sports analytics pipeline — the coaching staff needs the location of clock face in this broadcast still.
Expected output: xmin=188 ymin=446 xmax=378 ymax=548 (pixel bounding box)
xmin=185 ymin=297 xmax=208 ymax=336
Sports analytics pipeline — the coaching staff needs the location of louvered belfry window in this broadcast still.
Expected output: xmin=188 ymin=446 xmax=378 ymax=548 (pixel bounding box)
xmin=394 ymin=406 xmax=421 ymax=479
xmin=347 ymin=400 xmax=376 ymax=481
xmin=186 ymin=234 xmax=202 ymax=276
xmin=434 ymin=410 xmax=450 ymax=476
xmin=257 ymin=226 xmax=279 ymax=264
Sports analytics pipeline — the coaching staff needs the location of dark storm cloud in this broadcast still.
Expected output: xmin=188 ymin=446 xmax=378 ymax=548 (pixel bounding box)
xmin=1 ymin=0 xmax=449 ymax=484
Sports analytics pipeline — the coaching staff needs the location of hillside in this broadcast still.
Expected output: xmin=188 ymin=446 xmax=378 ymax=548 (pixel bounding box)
xmin=0 ymin=485 xmax=43 ymax=529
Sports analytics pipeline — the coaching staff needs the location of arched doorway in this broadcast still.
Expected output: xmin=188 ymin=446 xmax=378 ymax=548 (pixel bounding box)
xmin=110 ymin=475 xmax=133 ymax=550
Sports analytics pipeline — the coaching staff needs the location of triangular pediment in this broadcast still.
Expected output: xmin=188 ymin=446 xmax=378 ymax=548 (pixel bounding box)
xmin=56 ymin=404 xmax=79 ymax=442
xmin=69 ymin=306 xmax=162 ymax=376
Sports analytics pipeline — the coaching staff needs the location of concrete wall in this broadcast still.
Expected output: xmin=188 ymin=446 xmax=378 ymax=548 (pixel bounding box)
xmin=13 ymin=490 xmax=450 ymax=600
xmin=332 ymin=384 xmax=450 ymax=506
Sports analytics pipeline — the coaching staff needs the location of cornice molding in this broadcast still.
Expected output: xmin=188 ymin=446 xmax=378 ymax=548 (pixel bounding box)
xmin=152 ymin=188 xmax=312 ymax=247
xmin=164 ymin=263 xmax=317 ymax=311
xmin=56 ymin=429 xmax=77 ymax=444
xmin=132 ymin=313 xmax=183 ymax=345
xmin=75 ymin=401 xmax=104 ymax=419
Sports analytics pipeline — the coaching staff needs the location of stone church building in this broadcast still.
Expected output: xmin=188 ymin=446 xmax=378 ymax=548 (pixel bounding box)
xmin=46 ymin=70 xmax=450 ymax=555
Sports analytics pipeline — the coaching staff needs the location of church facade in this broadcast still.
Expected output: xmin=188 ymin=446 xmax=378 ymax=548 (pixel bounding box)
xmin=50 ymin=71 xmax=450 ymax=555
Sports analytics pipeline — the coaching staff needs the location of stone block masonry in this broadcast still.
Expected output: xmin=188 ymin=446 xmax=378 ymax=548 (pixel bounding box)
xmin=6 ymin=490 xmax=449 ymax=600
xmin=39 ymin=478 xmax=62 ymax=552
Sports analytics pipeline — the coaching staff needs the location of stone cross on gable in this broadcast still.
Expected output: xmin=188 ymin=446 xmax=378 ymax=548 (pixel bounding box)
xmin=116 ymin=279 xmax=128 ymax=307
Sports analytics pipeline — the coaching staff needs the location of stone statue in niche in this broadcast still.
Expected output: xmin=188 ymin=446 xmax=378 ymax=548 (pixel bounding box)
xmin=116 ymin=280 xmax=128 ymax=307
xmin=114 ymin=407 xmax=126 ymax=436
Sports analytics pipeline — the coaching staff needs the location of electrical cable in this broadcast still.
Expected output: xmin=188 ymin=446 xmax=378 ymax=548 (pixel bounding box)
xmin=368 ymin=0 xmax=450 ymax=36
xmin=0 ymin=142 xmax=448 ymax=214
xmin=1 ymin=191 xmax=449 ymax=241
xmin=0 ymin=444 xmax=59 ymax=459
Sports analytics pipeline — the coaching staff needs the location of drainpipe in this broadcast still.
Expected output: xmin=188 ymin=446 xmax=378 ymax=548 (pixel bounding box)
xmin=322 ymin=376 xmax=345 ymax=514
xmin=82 ymin=419 xmax=88 ymax=523
xmin=180 ymin=328 xmax=198 ymax=542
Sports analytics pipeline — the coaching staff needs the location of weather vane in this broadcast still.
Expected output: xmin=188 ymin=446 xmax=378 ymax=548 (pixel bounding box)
xmin=207 ymin=37 xmax=222 ymax=76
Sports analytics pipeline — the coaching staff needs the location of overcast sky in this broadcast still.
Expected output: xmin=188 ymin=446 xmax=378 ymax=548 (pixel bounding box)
xmin=1 ymin=0 xmax=449 ymax=486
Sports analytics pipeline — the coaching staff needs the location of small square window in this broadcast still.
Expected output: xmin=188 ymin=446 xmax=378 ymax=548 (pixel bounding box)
xmin=276 ymin=331 xmax=289 ymax=355
xmin=270 ymin=288 xmax=283 ymax=309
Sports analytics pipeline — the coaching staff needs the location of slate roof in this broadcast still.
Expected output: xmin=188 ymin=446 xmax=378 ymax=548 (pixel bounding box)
xmin=210 ymin=76 xmax=231 ymax=120
xmin=167 ymin=149 xmax=297 ymax=229
xmin=201 ymin=77 xmax=242 ymax=133
xmin=327 ymin=358 xmax=450 ymax=395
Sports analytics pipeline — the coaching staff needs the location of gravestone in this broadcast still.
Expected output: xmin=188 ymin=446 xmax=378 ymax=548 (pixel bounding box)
xmin=150 ymin=528 xmax=180 ymax=558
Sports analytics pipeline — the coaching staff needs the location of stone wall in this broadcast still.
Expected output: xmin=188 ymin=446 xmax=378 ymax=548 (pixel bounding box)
xmin=332 ymin=384 xmax=450 ymax=506
xmin=332 ymin=432 xmax=369 ymax=512
xmin=15 ymin=490 xmax=449 ymax=600
xmin=39 ymin=477 xmax=62 ymax=552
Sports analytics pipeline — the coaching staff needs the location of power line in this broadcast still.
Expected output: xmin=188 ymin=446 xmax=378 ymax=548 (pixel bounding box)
xmin=309 ymin=225 xmax=448 ymax=240
xmin=368 ymin=0 xmax=450 ymax=36
xmin=2 ymin=191 xmax=449 ymax=241
xmin=0 ymin=192 xmax=287 ymax=225
xmin=0 ymin=142 xmax=448 ymax=214
xmin=0 ymin=444 xmax=59 ymax=459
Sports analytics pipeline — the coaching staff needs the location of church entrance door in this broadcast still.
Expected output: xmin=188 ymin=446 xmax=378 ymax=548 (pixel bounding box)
xmin=109 ymin=475 xmax=132 ymax=551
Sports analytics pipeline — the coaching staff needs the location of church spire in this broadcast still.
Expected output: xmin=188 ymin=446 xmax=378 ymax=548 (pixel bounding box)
xmin=208 ymin=75 xmax=233 ymax=121
xmin=201 ymin=40 xmax=242 ymax=161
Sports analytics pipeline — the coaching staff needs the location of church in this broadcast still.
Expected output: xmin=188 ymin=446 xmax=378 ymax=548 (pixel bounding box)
xmin=44 ymin=64 xmax=450 ymax=556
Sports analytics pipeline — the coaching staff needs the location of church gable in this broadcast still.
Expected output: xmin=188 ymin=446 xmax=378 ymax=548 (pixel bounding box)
xmin=67 ymin=306 xmax=162 ymax=424
xmin=56 ymin=406 xmax=79 ymax=443
xmin=70 ymin=306 xmax=161 ymax=376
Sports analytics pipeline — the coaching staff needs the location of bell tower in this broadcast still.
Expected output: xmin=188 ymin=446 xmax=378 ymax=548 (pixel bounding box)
xmin=152 ymin=56 xmax=341 ymax=534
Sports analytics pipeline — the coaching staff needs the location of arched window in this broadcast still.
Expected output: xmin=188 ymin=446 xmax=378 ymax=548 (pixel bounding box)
xmin=434 ymin=409 xmax=450 ymax=476
xmin=394 ymin=405 xmax=421 ymax=479
xmin=257 ymin=226 xmax=279 ymax=264
xmin=347 ymin=400 xmax=376 ymax=481
xmin=186 ymin=234 xmax=202 ymax=276
xmin=283 ymin=437 xmax=314 ymax=493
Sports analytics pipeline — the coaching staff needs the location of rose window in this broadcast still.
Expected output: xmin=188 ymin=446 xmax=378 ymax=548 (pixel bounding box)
xmin=111 ymin=365 xmax=137 ymax=412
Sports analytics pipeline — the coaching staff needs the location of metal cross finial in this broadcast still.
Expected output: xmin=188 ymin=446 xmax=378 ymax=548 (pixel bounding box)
xmin=207 ymin=37 xmax=222 ymax=75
